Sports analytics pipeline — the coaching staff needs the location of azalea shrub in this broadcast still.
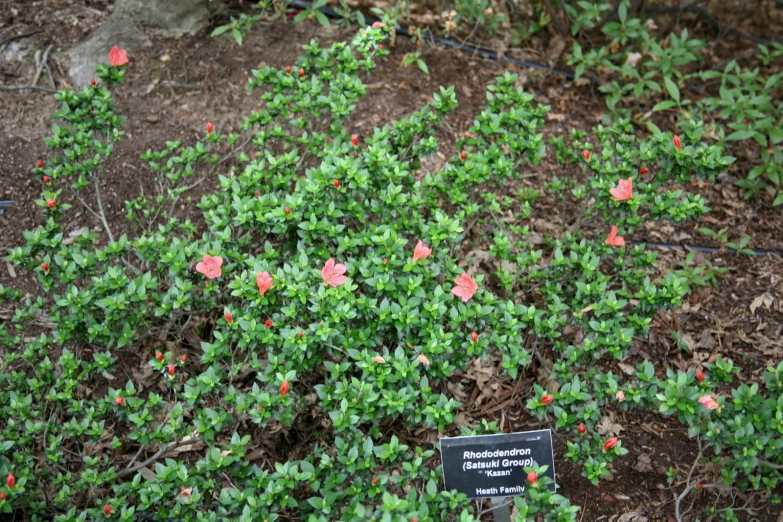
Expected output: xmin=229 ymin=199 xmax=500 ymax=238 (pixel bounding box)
xmin=0 ymin=24 xmax=780 ymax=522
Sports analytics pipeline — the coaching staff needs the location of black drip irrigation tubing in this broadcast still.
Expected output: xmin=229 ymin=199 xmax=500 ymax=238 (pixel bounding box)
xmin=287 ymin=0 xmax=587 ymax=82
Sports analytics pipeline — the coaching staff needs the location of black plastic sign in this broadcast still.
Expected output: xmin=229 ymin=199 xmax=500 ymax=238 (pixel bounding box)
xmin=440 ymin=429 xmax=556 ymax=498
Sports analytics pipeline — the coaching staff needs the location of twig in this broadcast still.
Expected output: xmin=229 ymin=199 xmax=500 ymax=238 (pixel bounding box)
xmin=115 ymin=439 xmax=195 ymax=479
xmin=93 ymin=176 xmax=115 ymax=243
xmin=0 ymin=85 xmax=56 ymax=93
xmin=158 ymin=82 xmax=203 ymax=90
xmin=32 ymin=44 xmax=53 ymax=87
xmin=0 ymin=28 xmax=43 ymax=48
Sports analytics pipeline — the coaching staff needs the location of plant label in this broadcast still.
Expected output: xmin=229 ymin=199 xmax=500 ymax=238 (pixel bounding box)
xmin=439 ymin=429 xmax=556 ymax=498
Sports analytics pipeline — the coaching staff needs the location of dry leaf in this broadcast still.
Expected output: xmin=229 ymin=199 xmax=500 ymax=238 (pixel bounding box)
xmin=618 ymin=511 xmax=649 ymax=522
xmin=5 ymin=262 xmax=16 ymax=279
xmin=596 ymin=415 xmax=624 ymax=437
xmin=618 ymin=362 xmax=636 ymax=376
xmin=633 ymin=454 xmax=652 ymax=473
xmin=138 ymin=467 xmax=158 ymax=482
xmin=750 ymin=292 xmax=773 ymax=314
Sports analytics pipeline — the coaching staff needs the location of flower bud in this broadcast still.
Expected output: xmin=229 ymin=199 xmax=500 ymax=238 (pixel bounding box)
xmin=297 ymin=331 xmax=303 ymax=339
xmin=43 ymin=175 xmax=51 ymax=184
xmin=155 ymin=351 xmax=164 ymax=362
xmin=42 ymin=262 xmax=49 ymax=274
xmin=351 ymin=134 xmax=359 ymax=147
xmin=470 ymin=332 xmax=478 ymax=342
xmin=526 ymin=471 xmax=537 ymax=484
xmin=615 ymin=390 xmax=625 ymax=402
xmin=115 ymin=396 xmax=125 ymax=406
xmin=224 ymin=309 xmax=233 ymax=324
xmin=104 ymin=503 xmax=111 ymax=516
xmin=46 ymin=198 xmax=56 ymax=210
xmin=460 ymin=151 xmax=466 ymax=161
xmin=602 ymin=437 xmax=618 ymax=451
xmin=541 ymin=394 xmax=554 ymax=405
xmin=180 ymin=355 xmax=187 ymax=363
xmin=36 ymin=160 xmax=44 ymax=169
xmin=696 ymin=483 xmax=702 ymax=490
xmin=372 ymin=476 xmax=378 ymax=485
xmin=299 ymin=68 xmax=305 ymax=78
xmin=265 ymin=319 xmax=273 ymax=329
xmin=582 ymin=150 xmax=591 ymax=161
xmin=696 ymin=369 xmax=704 ymax=383
xmin=91 ymin=79 xmax=97 ymax=87
xmin=6 ymin=474 xmax=15 ymax=488
xmin=286 ymin=65 xmax=292 ymax=74
xmin=0 ymin=492 xmax=5 ymax=500
xmin=673 ymin=135 xmax=682 ymax=150
xmin=285 ymin=207 xmax=291 ymax=215
xmin=280 ymin=380 xmax=290 ymax=396
xmin=639 ymin=167 xmax=649 ymax=175
xmin=578 ymin=423 xmax=586 ymax=434
xmin=333 ymin=179 xmax=341 ymax=189
xmin=167 ymin=364 xmax=175 ymax=376
xmin=372 ymin=22 xmax=386 ymax=28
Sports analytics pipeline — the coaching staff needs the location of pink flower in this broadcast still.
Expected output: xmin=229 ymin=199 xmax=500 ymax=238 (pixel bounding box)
xmin=412 ymin=240 xmax=432 ymax=262
xmin=451 ymin=272 xmax=478 ymax=302
xmin=615 ymin=390 xmax=626 ymax=402
xmin=645 ymin=18 xmax=658 ymax=30
xmin=626 ymin=52 xmax=642 ymax=67
xmin=321 ymin=258 xmax=348 ymax=287
xmin=256 ymin=271 xmax=273 ymax=295
xmin=108 ymin=46 xmax=128 ymax=67
xmin=195 ymin=254 xmax=223 ymax=279
xmin=698 ymin=395 xmax=720 ymax=410
xmin=610 ymin=177 xmax=633 ymax=201
xmin=605 ymin=226 xmax=626 ymax=247
xmin=372 ymin=21 xmax=386 ymax=28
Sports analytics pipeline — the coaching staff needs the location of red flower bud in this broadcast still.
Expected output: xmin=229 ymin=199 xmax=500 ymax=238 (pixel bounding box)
xmin=6 ymin=474 xmax=14 ymax=489
xmin=333 ymin=179 xmax=341 ymax=189
xmin=673 ymin=135 xmax=682 ymax=150
xmin=351 ymin=134 xmax=359 ymax=147
xmin=470 ymin=332 xmax=478 ymax=342
xmin=582 ymin=150 xmax=591 ymax=161
xmin=280 ymin=380 xmax=290 ymax=396
xmin=180 ymin=355 xmax=187 ymax=363
xmin=299 ymin=68 xmax=305 ymax=78
xmin=578 ymin=424 xmax=586 ymax=434
xmin=412 ymin=519 xmax=418 ymax=522
xmin=382 ymin=258 xmax=388 ymax=264
xmin=265 ymin=319 xmax=273 ymax=329
xmin=695 ymin=483 xmax=702 ymax=490
xmin=696 ymin=369 xmax=704 ymax=383
xmin=371 ymin=477 xmax=378 ymax=485
xmin=258 ymin=405 xmax=264 ymax=411
xmin=639 ymin=167 xmax=649 ymax=175
xmin=155 ymin=351 xmax=164 ymax=362
xmin=115 ymin=396 xmax=124 ymax=406
xmin=42 ymin=262 xmax=49 ymax=274
xmin=286 ymin=65 xmax=292 ymax=74
xmin=297 ymin=331 xmax=303 ymax=338
xmin=167 ymin=364 xmax=175 ymax=376
xmin=91 ymin=79 xmax=97 ymax=87
xmin=541 ymin=394 xmax=554 ymax=405
xmin=0 ymin=492 xmax=5 ymax=500
xmin=43 ymin=175 xmax=51 ymax=184
xmin=206 ymin=122 xmax=213 ymax=135
xmin=460 ymin=151 xmax=466 ymax=161
xmin=46 ymin=198 xmax=56 ymax=210
xmin=372 ymin=21 xmax=386 ymax=28
xmin=224 ymin=309 xmax=233 ymax=324
xmin=285 ymin=207 xmax=291 ymax=215
xmin=379 ymin=44 xmax=385 ymax=50
xmin=527 ymin=471 xmax=538 ymax=484
xmin=104 ymin=503 xmax=111 ymax=516
xmin=36 ymin=160 xmax=44 ymax=169
xmin=603 ymin=437 xmax=618 ymax=451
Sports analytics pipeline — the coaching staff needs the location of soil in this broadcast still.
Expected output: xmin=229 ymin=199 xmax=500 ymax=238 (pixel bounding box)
xmin=1 ymin=1 xmax=782 ymax=521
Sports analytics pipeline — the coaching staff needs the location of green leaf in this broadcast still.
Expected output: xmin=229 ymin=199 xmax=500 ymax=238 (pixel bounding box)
xmin=211 ymin=25 xmax=231 ymax=37
xmin=769 ymin=127 xmax=783 ymax=144
xmin=774 ymin=191 xmax=783 ymax=206
xmin=726 ymin=129 xmax=756 ymax=141
xmin=232 ymin=28 xmax=243 ymax=46
xmin=417 ymin=59 xmax=429 ymax=75
xmin=663 ymin=76 xmax=680 ymax=104
xmin=314 ymin=11 xmax=331 ymax=28
xmin=652 ymin=100 xmax=678 ymax=112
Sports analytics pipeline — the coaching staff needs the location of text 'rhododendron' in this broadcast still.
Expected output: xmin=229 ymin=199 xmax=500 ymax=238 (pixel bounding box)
xmin=108 ymin=46 xmax=128 ymax=67
xmin=321 ymin=258 xmax=348 ymax=287
xmin=610 ymin=177 xmax=633 ymax=201
xmin=256 ymin=271 xmax=273 ymax=295
xmin=451 ymin=272 xmax=478 ymax=302
xmin=605 ymin=226 xmax=625 ymax=247
xmin=196 ymin=254 xmax=223 ymax=279
xmin=412 ymin=240 xmax=432 ymax=262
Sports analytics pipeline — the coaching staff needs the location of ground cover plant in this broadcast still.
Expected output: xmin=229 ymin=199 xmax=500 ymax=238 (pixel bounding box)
xmin=1 ymin=2 xmax=783 ymax=522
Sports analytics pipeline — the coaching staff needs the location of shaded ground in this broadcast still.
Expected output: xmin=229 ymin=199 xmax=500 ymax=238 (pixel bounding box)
xmin=1 ymin=1 xmax=782 ymax=521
